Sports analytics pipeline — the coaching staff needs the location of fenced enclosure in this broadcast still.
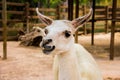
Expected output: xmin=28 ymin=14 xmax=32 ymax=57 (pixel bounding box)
xmin=0 ymin=1 xmax=120 ymax=79
xmin=0 ymin=1 xmax=120 ymax=41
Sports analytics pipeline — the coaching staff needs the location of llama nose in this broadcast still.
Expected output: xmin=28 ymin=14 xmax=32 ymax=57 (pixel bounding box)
xmin=47 ymin=39 xmax=52 ymax=42
xmin=42 ymin=39 xmax=52 ymax=47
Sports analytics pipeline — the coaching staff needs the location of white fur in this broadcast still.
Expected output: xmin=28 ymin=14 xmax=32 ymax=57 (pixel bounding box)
xmin=53 ymin=43 xmax=103 ymax=80
xmin=43 ymin=21 xmax=103 ymax=80
xmin=36 ymin=8 xmax=103 ymax=80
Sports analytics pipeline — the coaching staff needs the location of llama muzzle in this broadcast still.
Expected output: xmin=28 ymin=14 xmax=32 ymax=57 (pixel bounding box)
xmin=41 ymin=39 xmax=55 ymax=54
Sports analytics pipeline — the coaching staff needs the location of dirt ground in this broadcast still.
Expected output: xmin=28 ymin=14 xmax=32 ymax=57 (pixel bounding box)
xmin=0 ymin=33 xmax=120 ymax=80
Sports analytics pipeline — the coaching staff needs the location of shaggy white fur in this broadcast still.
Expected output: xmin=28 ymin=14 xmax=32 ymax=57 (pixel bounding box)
xmin=53 ymin=44 xmax=103 ymax=80
xmin=36 ymin=8 xmax=103 ymax=80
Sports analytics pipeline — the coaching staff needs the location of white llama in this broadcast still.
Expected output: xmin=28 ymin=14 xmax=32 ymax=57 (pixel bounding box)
xmin=36 ymin=8 xmax=103 ymax=80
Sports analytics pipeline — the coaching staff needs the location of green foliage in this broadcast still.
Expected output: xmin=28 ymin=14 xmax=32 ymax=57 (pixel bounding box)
xmin=96 ymin=0 xmax=112 ymax=6
xmin=79 ymin=0 xmax=112 ymax=6
xmin=50 ymin=0 xmax=62 ymax=7
xmin=79 ymin=0 xmax=88 ymax=5
xmin=6 ymin=0 xmax=115 ymax=7
xmin=7 ymin=0 xmax=65 ymax=8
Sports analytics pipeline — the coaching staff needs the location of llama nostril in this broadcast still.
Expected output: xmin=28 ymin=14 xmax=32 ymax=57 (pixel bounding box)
xmin=48 ymin=39 xmax=52 ymax=42
xmin=42 ymin=39 xmax=52 ymax=48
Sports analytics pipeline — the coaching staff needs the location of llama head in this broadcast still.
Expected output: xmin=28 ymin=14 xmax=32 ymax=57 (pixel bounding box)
xmin=36 ymin=8 xmax=92 ymax=55
xmin=19 ymin=26 xmax=45 ymax=41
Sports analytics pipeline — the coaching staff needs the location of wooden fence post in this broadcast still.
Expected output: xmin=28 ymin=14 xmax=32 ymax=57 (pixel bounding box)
xmin=56 ymin=5 xmax=60 ymax=19
xmin=68 ymin=0 xmax=73 ymax=20
xmin=25 ymin=2 xmax=29 ymax=33
xmin=2 ymin=0 xmax=7 ymax=60
xmin=110 ymin=0 xmax=117 ymax=60
xmin=105 ymin=6 xmax=109 ymax=33
xmin=91 ymin=0 xmax=96 ymax=45
xmin=23 ymin=2 xmax=29 ymax=33
xmin=75 ymin=0 xmax=79 ymax=43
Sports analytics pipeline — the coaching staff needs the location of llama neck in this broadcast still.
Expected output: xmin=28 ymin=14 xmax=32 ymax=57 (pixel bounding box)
xmin=57 ymin=48 xmax=81 ymax=80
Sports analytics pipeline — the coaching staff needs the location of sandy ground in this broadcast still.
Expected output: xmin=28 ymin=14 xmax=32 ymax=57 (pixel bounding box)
xmin=0 ymin=33 xmax=120 ymax=80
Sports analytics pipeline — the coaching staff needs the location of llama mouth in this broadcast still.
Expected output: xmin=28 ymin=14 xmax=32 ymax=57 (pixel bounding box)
xmin=43 ymin=45 xmax=55 ymax=54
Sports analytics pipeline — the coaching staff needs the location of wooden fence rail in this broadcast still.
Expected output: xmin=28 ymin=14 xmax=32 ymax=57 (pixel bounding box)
xmin=0 ymin=2 xmax=25 ymax=6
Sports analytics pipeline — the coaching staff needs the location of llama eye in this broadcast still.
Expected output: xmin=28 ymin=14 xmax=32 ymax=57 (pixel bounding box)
xmin=45 ymin=29 xmax=48 ymax=34
xmin=64 ymin=30 xmax=71 ymax=38
xmin=37 ymin=29 xmax=41 ymax=32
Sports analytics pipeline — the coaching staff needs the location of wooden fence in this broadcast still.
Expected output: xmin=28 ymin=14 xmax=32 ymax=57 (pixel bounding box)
xmin=0 ymin=2 xmax=26 ymax=23
xmin=0 ymin=2 xmax=27 ymax=40
xmin=94 ymin=6 xmax=120 ymax=33
xmin=0 ymin=2 xmax=120 ymax=40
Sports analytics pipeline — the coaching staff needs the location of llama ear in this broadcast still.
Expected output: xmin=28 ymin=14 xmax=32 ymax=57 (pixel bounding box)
xmin=71 ymin=8 xmax=92 ymax=31
xmin=36 ymin=8 xmax=53 ymax=26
